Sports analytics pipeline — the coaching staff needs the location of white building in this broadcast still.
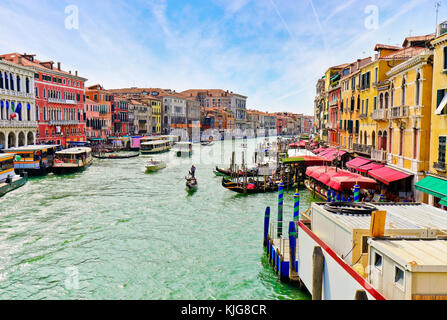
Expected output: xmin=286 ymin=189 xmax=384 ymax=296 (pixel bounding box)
xmin=0 ymin=58 xmax=37 ymax=149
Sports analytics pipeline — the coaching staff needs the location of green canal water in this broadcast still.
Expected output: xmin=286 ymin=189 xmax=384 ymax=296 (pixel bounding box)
xmin=0 ymin=138 xmax=315 ymax=300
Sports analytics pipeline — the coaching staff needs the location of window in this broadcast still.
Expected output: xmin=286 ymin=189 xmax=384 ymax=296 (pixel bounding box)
xmin=35 ymin=87 xmax=39 ymax=98
xmin=401 ymin=78 xmax=406 ymax=106
xmin=444 ymin=46 xmax=447 ymax=70
xmin=415 ymin=73 xmax=421 ymax=106
xmin=373 ymin=96 xmax=377 ymax=110
xmin=43 ymin=88 xmax=46 ymax=98
xmin=374 ymin=253 xmax=383 ymax=271
xmin=375 ymin=67 xmax=378 ymax=83
xmin=439 ymin=136 xmax=446 ymax=164
xmin=394 ymin=265 xmax=405 ymax=288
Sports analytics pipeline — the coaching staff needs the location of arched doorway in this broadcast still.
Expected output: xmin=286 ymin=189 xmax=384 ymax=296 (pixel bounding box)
xmin=8 ymin=132 xmax=16 ymax=148
xmin=364 ymin=131 xmax=367 ymax=146
xmin=0 ymin=132 xmax=5 ymax=149
xmin=27 ymin=132 xmax=35 ymax=145
xmin=18 ymin=131 xmax=25 ymax=146
xmin=378 ymin=131 xmax=383 ymax=150
xmin=382 ymin=131 xmax=388 ymax=151
xmin=372 ymin=131 xmax=376 ymax=148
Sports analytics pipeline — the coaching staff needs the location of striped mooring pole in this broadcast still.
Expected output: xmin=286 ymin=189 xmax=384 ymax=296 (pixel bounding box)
xmin=293 ymin=190 xmax=300 ymax=222
xmin=327 ymin=189 xmax=332 ymax=203
xmin=354 ymin=184 xmax=360 ymax=202
xmin=264 ymin=207 xmax=270 ymax=247
xmin=277 ymin=181 xmax=284 ymax=238
xmin=334 ymin=190 xmax=339 ymax=202
xmin=342 ymin=195 xmax=346 ymax=202
xmin=336 ymin=192 xmax=341 ymax=202
xmin=289 ymin=221 xmax=297 ymax=273
xmin=380 ymin=194 xmax=385 ymax=202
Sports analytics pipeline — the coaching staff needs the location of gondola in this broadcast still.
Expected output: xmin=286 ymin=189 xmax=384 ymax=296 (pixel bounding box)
xmin=201 ymin=141 xmax=215 ymax=146
xmin=186 ymin=176 xmax=198 ymax=191
xmin=214 ymin=166 xmax=259 ymax=177
xmin=221 ymin=178 xmax=292 ymax=194
xmin=92 ymin=152 xmax=140 ymax=159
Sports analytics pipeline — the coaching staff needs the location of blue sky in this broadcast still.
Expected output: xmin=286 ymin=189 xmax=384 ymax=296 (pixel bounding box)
xmin=0 ymin=0 xmax=439 ymax=114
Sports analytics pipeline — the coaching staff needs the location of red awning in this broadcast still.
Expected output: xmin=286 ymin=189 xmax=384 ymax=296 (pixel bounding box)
xmin=357 ymin=163 xmax=384 ymax=174
xmin=346 ymin=157 xmax=372 ymax=170
xmin=306 ymin=166 xmax=338 ymax=180
xmin=299 ymin=141 xmax=307 ymax=148
xmin=289 ymin=142 xmax=298 ymax=148
xmin=318 ymin=170 xmax=352 ymax=185
xmin=318 ymin=149 xmax=335 ymax=157
xmin=324 ymin=150 xmax=347 ymax=161
xmin=328 ymin=175 xmax=377 ymax=191
xmin=368 ymin=167 xmax=412 ymax=185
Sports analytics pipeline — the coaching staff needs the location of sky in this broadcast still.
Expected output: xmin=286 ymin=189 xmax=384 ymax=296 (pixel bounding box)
xmin=0 ymin=0 xmax=440 ymax=115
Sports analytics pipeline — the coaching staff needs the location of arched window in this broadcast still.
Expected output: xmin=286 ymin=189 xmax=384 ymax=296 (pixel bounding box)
xmin=364 ymin=131 xmax=368 ymax=146
xmin=372 ymin=131 xmax=376 ymax=148
xmin=0 ymin=100 xmax=3 ymax=120
xmin=16 ymin=75 xmax=21 ymax=92
xmin=4 ymin=73 xmax=9 ymax=90
xmin=351 ymin=97 xmax=355 ymax=111
xmin=10 ymin=73 xmax=14 ymax=91
xmin=401 ymin=77 xmax=406 ymax=106
xmin=26 ymin=78 xmax=30 ymax=94
xmin=415 ymin=72 xmax=421 ymax=106
xmin=385 ymin=92 xmax=389 ymax=109
xmin=357 ymin=95 xmax=360 ymax=110
xmin=0 ymin=72 xmax=3 ymax=89
xmin=27 ymin=104 xmax=31 ymax=121
xmin=380 ymin=93 xmax=384 ymax=109
xmin=391 ymin=83 xmax=394 ymax=107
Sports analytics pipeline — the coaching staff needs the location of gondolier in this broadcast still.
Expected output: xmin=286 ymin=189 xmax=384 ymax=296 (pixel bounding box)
xmin=190 ymin=165 xmax=196 ymax=178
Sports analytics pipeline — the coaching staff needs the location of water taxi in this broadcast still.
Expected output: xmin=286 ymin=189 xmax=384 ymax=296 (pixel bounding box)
xmin=0 ymin=153 xmax=28 ymax=197
xmin=161 ymin=135 xmax=181 ymax=146
xmin=145 ymin=159 xmax=167 ymax=173
xmin=140 ymin=140 xmax=172 ymax=155
xmin=52 ymin=147 xmax=93 ymax=175
xmin=4 ymin=145 xmax=60 ymax=176
xmin=173 ymin=142 xmax=193 ymax=157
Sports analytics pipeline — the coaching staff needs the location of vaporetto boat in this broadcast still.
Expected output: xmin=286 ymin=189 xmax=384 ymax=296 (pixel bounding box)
xmin=0 ymin=153 xmax=28 ymax=197
xmin=4 ymin=145 xmax=60 ymax=176
xmin=52 ymin=147 xmax=93 ymax=175
xmin=140 ymin=140 xmax=172 ymax=155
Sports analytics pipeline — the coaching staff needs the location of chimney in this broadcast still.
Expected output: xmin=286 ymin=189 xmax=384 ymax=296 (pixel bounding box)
xmin=69 ymin=71 xmax=72 ymax=74
xmin=75 ymin=70 xmax=78 ymax=76
xmin=57 ymin=62 xmax=61 ymax=71
xmin=374 ymin=53 xmax=378 ymax=61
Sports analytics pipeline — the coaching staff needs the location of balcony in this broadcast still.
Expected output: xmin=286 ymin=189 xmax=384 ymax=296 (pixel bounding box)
xmin=48 ymin=120 xmax=80 ymax=125
xmin=359 ymin=113 xmax=368 ymax=119
xmin=371 ymin=109 xmax=388 ymax=121
xmin=0 ymin=120 xmax=38 ymax=128
xmin=0 ymin=89 xmax=34 ymax=99
xmin=353 ymin=143 xmax=372 ymax=155
xmin=371 ymin=149 xmax=387 ymax=162
xmin=390 ymin=106 xmax=409 ymax=119
xmin=48 ymin=98 xmax=77 ymax=105
xmin=434 ymin=162 xmax=447 ymax=173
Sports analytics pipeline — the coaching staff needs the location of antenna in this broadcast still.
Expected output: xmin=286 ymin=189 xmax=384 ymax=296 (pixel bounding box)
xmin=436 ymin=1 xmax=441 ymax=34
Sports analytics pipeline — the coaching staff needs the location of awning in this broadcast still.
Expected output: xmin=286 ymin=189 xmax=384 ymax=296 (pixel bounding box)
xmin=324 ymin=150 xmax=346 ymax=161
xmin=313 ymin=147 xmax=326 ymax=154
xmin=436 ymin=94 xmax=447 ymax=115
xmin=328 ymin=175 xmax=377 ymax=192
xmin=415 ymin=176 xmax=447 ymax=199
xmin=346 ymin=157 xmax=371 ymax=170
xmin=368 ymin=167 xmax=412 ymax=185
xmin=357 ymin=163 xmax=384 ymax=173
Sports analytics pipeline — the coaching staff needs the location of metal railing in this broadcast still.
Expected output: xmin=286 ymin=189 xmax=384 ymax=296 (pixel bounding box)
xmin=48 ymin=98 xmax=77 ymax=105
xmin=0 ymin=120 xmax=38 ymax=128
xmin=48 ymin=120 xmax=80 ymax=125
xmin=0 ymin=89 xmax=33 ymax=99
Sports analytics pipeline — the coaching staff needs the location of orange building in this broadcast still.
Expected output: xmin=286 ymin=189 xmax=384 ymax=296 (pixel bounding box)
xmin=85 ymin=84 xmax=113 ymax=138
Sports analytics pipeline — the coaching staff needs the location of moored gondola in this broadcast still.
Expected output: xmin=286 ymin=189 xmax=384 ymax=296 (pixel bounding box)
xmin=221 ymin=177 xmax=292 ymax=194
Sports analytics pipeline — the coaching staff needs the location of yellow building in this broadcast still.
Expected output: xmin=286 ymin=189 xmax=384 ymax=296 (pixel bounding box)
xmin=387 ymin=48 xmax=433 ymax=202
xmin=142 ymin=97 xmax=162 ymax=134
xmin=339 ymin=58 xmax=372 ymax=152
xmin=416 ymin=26 xmax=447 ymax=207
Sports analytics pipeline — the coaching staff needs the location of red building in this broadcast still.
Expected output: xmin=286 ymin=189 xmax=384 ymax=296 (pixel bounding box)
xmin=85 ymin=84 xmax=113 ymax=139
xmin=1 ymin=53 xmax=87 ymax=146
xmin=112 ymin=97 xmax=129 ymax=136
xmin=328 ymin=86 xmax=341 ymax=147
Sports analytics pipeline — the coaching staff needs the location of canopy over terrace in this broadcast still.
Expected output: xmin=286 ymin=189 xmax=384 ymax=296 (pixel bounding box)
xmin=322 ymin=150 xmax=347 ymax=162
xmin=415 ymin=176 xmax=447 ymax=206
xmin=281 ymin=156 xmax=331 ymax=166
xmin=346 ymin=157 xmax=371 ymax=170
xmin=356 ymin=162 xmax=384 ymax=174
xmin=306 ymin=166 xmax=377 ymax=192
xmin=368 ymin=166 xmax=411 ymax=185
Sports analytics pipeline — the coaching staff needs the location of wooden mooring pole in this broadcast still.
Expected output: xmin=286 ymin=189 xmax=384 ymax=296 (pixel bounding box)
xmin=263 ymin=207 xmax=270 ymax=248
xmin=312 ymin=246 xmax=325 ymax=300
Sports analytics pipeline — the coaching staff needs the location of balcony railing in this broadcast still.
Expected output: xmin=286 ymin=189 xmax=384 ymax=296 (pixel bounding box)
xmin=371 ymin=109 xmax=388 ymax=121
xmin=353 ymin=143 xmax=372 ymax=155
xmin=0 ymin=89 xmax=34 ymax=99
xmin=48 ymin=120 xmax=80 ymax=125
xmin=371 ymin=149 xmax=387 ymax=162
xmin=390 ymin=106 xmax=408 ymax=119
xmin=0 ymin=120 xmax=38 ymax=128
xmin=359 ymin=113 xmax=368 ymax=119
xmin=434 ymin=162 xmax=447 ymax=173
xmin=48 ymin=98 xmax=77 ymax=105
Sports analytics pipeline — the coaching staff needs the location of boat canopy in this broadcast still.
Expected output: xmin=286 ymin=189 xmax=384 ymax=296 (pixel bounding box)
xmin=56 ymin=147 xmax=92 ymax=155
xmin=346 ymin=157 xmax=372 ymax=170
xmin=368 ymin=166 xmax=412 ymax=185
xmin=141 ymin=140 xmax=170 ymax=146
xmin=282 ymin=156 xmax=330 ymax=166
xmin=0 ymin=153 xmax=15 ymax=161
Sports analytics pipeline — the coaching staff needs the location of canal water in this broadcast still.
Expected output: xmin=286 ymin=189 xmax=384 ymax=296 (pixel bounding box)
xmin=0 ymin=138 xmax=315 ymax=300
